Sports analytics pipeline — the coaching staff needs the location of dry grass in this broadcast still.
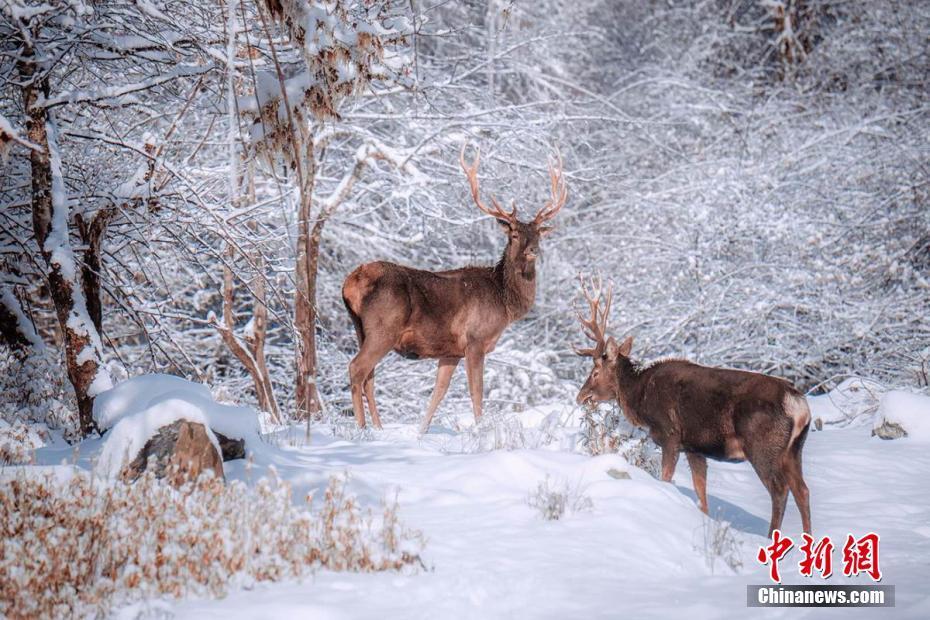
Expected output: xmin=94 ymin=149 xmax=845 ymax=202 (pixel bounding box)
xmin=0 ymin=467 xmax=423 ymax=619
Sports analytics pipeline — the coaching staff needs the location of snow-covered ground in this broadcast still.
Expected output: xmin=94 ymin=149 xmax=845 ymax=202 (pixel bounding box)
xmin=26 ymin=380 xmax=926 ymax=619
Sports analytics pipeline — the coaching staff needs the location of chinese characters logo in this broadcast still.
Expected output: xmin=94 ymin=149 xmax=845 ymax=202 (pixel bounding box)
xmin=757 ymin=531 xmax=882 ymax=583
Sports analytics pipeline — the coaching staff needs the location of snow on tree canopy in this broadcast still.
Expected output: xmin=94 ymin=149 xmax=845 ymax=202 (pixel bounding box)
xmin=245 ymin=0 xmax=409 ymax=152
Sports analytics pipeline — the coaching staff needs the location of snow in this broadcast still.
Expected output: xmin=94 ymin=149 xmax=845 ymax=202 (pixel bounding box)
xmin=35 ymin=64 xmax=209 ymax=108
xmin=45 ymin=120 xmax=78 ymax=283
xmin=13 ymin=375 xmax=928 ymax=616
xmin=93 ymin=373 xmax=209 ymax=429
xmin=42 ymin=378 xmax=930 ymax=616
xmin=874 ymin=390 xmax=930 ymax=443
xmin=149 ymin=407 xmax=929 ymax=619
xmin=0 ymin=112 xmax=41 ymax=160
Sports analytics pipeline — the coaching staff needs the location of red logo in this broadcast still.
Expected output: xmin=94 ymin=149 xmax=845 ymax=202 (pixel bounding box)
xmin=756 ymin=529 xmax=794 ymax=583
xmin=757 ymin=532 xmax=882 ymax=582
xmin=798 ymin=534 xmax=834 ymax=578
xmin=842 ymin=533 xmax=882 ymax=581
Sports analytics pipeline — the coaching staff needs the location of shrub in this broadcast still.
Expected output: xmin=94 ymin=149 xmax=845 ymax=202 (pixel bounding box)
xmin=580 ymin=404 xmax=662 ymax=478
xmin=0 ymin=467 xmax=423 ymax=619
xmin=619 ymin=437 xmax=662 ymax=480
xmin=458 ymin=410 xmax=529 ymax=453
xmin=579 ymin=404 xmax=625 ymax=456
xmin=693 ymin=516 xmax=743 ymax=574
xmin=0 ymin=346 xmax=76 ymax=440
xmin=527 ymin=475 xmax=593 ymax=521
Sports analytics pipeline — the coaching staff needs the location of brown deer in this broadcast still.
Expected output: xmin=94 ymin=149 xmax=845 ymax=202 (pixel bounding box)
xmin=573 ymin=276 xmax=811 ymax=536
xmin=342 ymin=145 xmax=568 ymax=431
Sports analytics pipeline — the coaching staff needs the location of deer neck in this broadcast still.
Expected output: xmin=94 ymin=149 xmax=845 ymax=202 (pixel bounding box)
xmin=495 ymin=241 xmax=536 ymax=321
xmin=614 ymin=357 xmax=650 ymax=428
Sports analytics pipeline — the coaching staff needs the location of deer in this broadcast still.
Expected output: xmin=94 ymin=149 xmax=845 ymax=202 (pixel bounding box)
xmin=572 ymin=276 xmax=811 ymax=536
xmin=341 ymin=144 xmax=568 ymax=432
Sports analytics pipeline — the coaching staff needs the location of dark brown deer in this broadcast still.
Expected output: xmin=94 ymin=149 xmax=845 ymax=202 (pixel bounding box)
xmin=342 ymin=145 xmax=568 ymax=431
xmin=573 ymin=276 xmax=811 ymax=536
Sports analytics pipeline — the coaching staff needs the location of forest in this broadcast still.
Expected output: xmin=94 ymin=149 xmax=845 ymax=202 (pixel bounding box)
xmin=0 ymin=0 xmax=928 ymax=618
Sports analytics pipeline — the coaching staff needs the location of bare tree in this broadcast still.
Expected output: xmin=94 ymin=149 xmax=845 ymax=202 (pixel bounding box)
xmin=240 ymin=0 xmax=411 ymax=419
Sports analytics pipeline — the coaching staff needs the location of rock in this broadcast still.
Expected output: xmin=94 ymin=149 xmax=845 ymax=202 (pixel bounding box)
xmin=814 ymin=417 xmax=823 ymax=431
xmin=873 ymin=390 xmax=930 ymax=443
xmin=215 ymin=430 xmax=245 ymax=461
xmin=872 ymin=420 xmax=908 ymax=440
xmin=607 ymin=468 xmax=631 ymax=480
xmin=123 ymin=419 xmax=224 ymax=485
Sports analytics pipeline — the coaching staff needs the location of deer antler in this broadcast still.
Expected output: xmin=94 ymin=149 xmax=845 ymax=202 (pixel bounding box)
xmin=533 ymin=148 xmax=568 ymax=225
xmin=573 ymin=273 xmax=613 ymax=357
xmin=460 ymin=143 xmax=517 ymax=224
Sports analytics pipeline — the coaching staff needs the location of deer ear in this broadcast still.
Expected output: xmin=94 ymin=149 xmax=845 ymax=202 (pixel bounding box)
xmin=618 ymin=335 xmax=634 ymax=357
xmin=538 ymin=225 xmax=555 ymax=236
xmin=497 ymin=218 xmax=513 ymax=231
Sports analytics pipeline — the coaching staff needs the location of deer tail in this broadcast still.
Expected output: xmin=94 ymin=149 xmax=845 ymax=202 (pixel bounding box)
xmin=784 ymin=392 xmax=811 ymax=452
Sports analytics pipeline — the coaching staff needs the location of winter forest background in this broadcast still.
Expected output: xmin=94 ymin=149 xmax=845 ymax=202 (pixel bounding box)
xmin=1 ymin=0 xmax=928 ymax=439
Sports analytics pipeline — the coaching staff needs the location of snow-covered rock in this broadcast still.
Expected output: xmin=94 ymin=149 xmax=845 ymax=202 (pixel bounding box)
xmin=97 ymin=395 xmax=222 ymax=478
xmin=93 ymin=374 xmax=262 ymax=478
xmin=872 ymin=390 xmax=930 ymax=443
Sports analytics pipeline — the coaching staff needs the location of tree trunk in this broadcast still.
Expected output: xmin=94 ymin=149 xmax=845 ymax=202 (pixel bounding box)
xmin=77 ymin=210 xmax=113 ymax=335
xmin=213 ymin=243 xmax=281 ymax=421
xmin=21 ymin=49 xmax=112 ymax=437
xmin=294 ymin=143 xmax=322 ymax=420
xmin=247 ymin=252 xmax=279 ymax=418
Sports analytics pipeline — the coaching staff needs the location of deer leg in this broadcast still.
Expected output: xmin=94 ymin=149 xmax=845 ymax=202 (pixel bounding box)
xmin=660 ymin=444 xmax=680 ymax=482
xmin=348 ymin=360 xmax=367 ymax=429
xmin=747 ymin=451 xmax=791 ymax=537
xmin=784 ymin=453 xmax=811 ymax=534
xmin=348 ymin=338 xmax=392 ymax=429
xmin=764 ymin=474 xmax=790 ymax=537
xmin=419 ymin=357 xmax=459 ymax=435
xmin=363 ymin=370 xmax=383 ymax=430
xmin=464 ymin=347 xmax=486 ymax=423
xmin=686 ymin=453 xmax=709 ymax=514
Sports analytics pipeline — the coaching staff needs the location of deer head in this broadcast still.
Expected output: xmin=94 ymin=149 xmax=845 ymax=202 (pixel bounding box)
xmin=460 ymin=144 xmax=567 ymax=270
xmin=574 ymin=274 xmax=632 ymax=407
